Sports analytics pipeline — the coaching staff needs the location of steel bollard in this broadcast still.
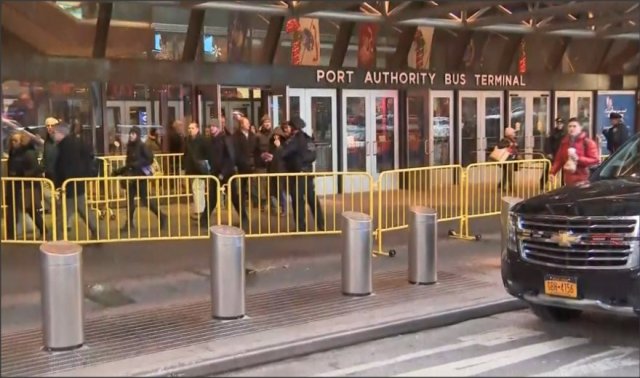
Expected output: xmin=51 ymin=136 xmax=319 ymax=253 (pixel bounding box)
xmin=40 ymin=241 xmax=84 ymax=351
xmin=501 ymin=197 xmax=523 ymax=252
xmin=210 ymin=225 xmax=245 ymax=320
xmin=408 ymin=206 xmax=438 ymax=285
xmin=341 ymin=211 xmax=372 ymax=296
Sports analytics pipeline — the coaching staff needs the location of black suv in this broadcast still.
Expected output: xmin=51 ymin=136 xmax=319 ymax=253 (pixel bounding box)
xmin=502 ymin=131 xmax=640 ymax=321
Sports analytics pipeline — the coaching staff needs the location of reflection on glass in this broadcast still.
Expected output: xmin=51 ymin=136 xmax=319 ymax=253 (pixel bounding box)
xmin=533 ymin=97 xmax=548 ymax=153
xmin=376 ymin=97 xmax=395 ymax=173
xmin=129 ymin=107 xmax=148 ymax=125
xmin=407 ymin=96 xmax=425 ymax=167
xmin=577 ymin=97 xmax=591 ymax=130
xmin=485 ymin=97 xmax=502 ymax=161
xmin=460 ymin=97 xmax=478 ymax=166
xmin=556 ymin=97 xmax=570 ymax=123
xmin=310 ymin=97 xmax=333 ymax=172
xmin=289 ymin=96 xmax=301 ymax=119
xmin=346 ymin=97 xmax=367 ymax=171
xmin=432 ymin=97 xmax=451 ymax=165
xmin=510 ymin=97 xmax=526 ymax=150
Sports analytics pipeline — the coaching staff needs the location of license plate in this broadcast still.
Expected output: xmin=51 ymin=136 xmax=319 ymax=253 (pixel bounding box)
xmin=544 ymin=275 xmax=578 ymax=298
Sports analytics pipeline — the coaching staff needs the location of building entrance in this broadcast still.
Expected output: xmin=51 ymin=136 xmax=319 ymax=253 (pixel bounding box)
xmin=508 ymin=91 xmax=551 ymax=158
xmin=459 ymin=91 xmax=504 ymax=165
xmin=287 ymin=88 xmax=338 ymax=195
xmin=555 ymin=91 xmax=593 ymax=135
xmin=342 ymin=89 xmax=398 ymax=192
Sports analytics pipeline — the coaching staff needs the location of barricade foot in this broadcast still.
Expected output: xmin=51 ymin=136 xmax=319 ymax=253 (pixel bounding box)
xmin=447 ymin=229 xmax=480 ymax=241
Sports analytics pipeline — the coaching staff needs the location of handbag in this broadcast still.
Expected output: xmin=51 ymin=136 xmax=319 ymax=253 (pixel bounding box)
xmin=489 ymin=146 xmax=510 ymax=162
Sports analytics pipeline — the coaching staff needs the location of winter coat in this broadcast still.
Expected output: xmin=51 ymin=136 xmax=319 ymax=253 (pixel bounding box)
xmin=551 ymin=132 xmax=600 ymax=185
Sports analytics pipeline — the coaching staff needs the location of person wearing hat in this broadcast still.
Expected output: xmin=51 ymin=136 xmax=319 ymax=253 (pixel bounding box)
xmin=603 ymin=112 xmax=629 ymax=154
xmin=113 ymin=125 xmax=167 ymax=232
xmin=540 ymin=117 xmax=566 ymax=188
xmin=279 ymin=116 xmax=325 ymax=232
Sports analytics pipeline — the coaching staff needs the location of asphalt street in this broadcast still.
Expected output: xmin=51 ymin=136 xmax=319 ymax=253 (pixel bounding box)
xmin=219 ymin=309 xmax=640 ymax=377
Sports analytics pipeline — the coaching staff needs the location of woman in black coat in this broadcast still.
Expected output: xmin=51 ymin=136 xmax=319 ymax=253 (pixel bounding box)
xmin=113 ymin=126 xmax=167 ymax=232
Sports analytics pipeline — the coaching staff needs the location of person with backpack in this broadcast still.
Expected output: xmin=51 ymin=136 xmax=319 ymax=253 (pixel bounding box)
xmin=550 ymin=117 xmax=600 ymax=186
xmin=279 ymin=116 xmax=325 ymax=232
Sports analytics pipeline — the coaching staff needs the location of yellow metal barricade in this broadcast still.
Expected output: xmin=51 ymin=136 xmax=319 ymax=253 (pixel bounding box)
xmin=452 ymin=158 xmax=553 ymax=240
xmin=61 ymin=174 xmax=221 ymax=243
xmin=225 ymin=172 xmax=374 ymax=238
xmin=375 ymin=165 xmax=463 ymax=254
xmin=1 ymin=158 xmax=7 ymax=177
xmin=1 ymin=177 xmax=57 ymax=243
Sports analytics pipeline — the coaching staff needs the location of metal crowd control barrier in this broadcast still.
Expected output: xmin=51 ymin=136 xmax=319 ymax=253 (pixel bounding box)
xmin=209 ymin=225 xmax=245 ymax=320
xmin=225 ymin=172 xmax=374 ymax=238
xmin=1 ymin=177 xmax=57 ymax=243
xmin=501 ymin=197 xmax=523 ymax=253
xmin=40 ymin=241 xmax=84 ymax=351
xmin=341 ymin=211 xmax=372 ymax=296
xmin=408 ymin=206 xmax=437 ymax=285
xmin=375 ymin=165 xmax=462 ymax=255
xmin=450 ymin=158 xmax=552 ymax=241
xmin=61 ymin=175 xmax=221 ymax=243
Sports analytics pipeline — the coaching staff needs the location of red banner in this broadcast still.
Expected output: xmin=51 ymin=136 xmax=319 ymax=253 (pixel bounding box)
xmin=518 ymin=40 xmax=527 ymax=74
xmin=357 ymin=24 xmax=378 ymax=69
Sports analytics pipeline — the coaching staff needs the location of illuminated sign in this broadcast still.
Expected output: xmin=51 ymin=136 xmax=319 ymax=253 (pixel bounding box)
xmin=315 ymin=69 xmax=527 ymax=88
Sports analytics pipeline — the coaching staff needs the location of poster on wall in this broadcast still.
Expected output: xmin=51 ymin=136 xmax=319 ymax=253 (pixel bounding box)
xmin=596 ymin=91 xmax=636 ymax=155
xmin=407 ymin=27 xmax=434 ymax=70
xmin=357 ymin=24 xmax=378 ymax=69
xmin=286 ymin=18 xmax=320 ymax=66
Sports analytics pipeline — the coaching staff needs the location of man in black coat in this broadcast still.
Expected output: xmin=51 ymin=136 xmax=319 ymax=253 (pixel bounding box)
xmin=199 ymin=121 xmax=238 ymax=228
xmin=603 ymin=112 xmax=630 ymax=154
xmin=228 ymin=117 xmax=258 ymax=228
xmin=279 ymin=116 xmax=325 ymax=232
xmin=52 ymin=123 xmax=99 ymax=239
xmin=540 ymin=117 xmax=566 ymax=188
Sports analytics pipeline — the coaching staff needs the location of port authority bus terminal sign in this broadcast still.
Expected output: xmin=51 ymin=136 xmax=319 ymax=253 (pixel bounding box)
xmin=315 ymin=69 xmax=528 ymax=89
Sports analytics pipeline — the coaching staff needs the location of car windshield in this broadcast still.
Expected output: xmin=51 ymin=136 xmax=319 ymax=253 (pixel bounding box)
xmin=595 ymin=133 xmax=640 ymax=181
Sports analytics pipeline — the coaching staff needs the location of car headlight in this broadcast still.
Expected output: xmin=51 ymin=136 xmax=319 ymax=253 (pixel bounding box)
xmin=507 ymin=212 xmax=519 ymax=252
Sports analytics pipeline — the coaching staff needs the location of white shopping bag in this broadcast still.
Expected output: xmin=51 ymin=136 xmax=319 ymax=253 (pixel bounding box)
xmin=191 ymin=178 xmax=206 ymax=214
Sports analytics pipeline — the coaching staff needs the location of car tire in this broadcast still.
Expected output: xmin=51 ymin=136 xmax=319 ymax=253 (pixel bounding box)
xmin=529 ymin=303 xmax=583 ymax=322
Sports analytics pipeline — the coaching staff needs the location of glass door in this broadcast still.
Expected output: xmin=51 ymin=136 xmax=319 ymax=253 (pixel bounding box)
xmin=458 ymin=91 xmax=504 ymax=165
xmin=555 ymin=91 xmax=593 ymax=136
xmin=154 ymin=100 xmax=183 ymax=127
xmin=428 ymin=91 xmax=454 ymax=166
xmin=406 ymin=90 xmax=429 ymax=168
xmin=287 ymin=88 xmax=338 ymax=195
xmin=342 ymin=90 xmax=398 ymax=192
xmin=508 ymin=92 xmax=550 ymax=158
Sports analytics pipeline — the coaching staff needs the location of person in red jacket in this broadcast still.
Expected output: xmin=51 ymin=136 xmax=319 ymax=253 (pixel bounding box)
xmin=550 ymin=117 xmax=600 ymax=186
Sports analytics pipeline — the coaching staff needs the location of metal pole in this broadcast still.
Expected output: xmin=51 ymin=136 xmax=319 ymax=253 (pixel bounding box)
xmin=501 ymin=197 xmax=523 ymax=252
xmin=341 ymin=211 xmax=372 ymax=296
xmin=408 ymin=206 xmax=438 ymax=285
xmin=40 ymin=242 xmax=84 ymax=351
xmin=210 ymin=225 xmax=245 ymax=320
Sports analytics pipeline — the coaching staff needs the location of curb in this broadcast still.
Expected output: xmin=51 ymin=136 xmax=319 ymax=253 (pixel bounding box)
xmin=144 ymin=297 xmax=527 ymax=377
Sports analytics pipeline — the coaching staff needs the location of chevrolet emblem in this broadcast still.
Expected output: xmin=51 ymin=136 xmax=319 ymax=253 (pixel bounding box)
xmin=551 ymin=231 xmax=580 ymax=247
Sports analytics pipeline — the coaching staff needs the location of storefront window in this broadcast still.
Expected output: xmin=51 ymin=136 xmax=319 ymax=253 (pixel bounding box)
xmin=2 ymin=81 xmax=93 ymax=154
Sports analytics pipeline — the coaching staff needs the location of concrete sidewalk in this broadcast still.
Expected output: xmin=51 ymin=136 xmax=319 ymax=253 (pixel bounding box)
xmin=0 ymin=221 xmax=525 ymax=377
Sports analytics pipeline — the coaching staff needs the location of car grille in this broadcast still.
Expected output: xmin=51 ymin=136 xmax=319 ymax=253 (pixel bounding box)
xmin=518 ymin=215 xmax=640 ymax=270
